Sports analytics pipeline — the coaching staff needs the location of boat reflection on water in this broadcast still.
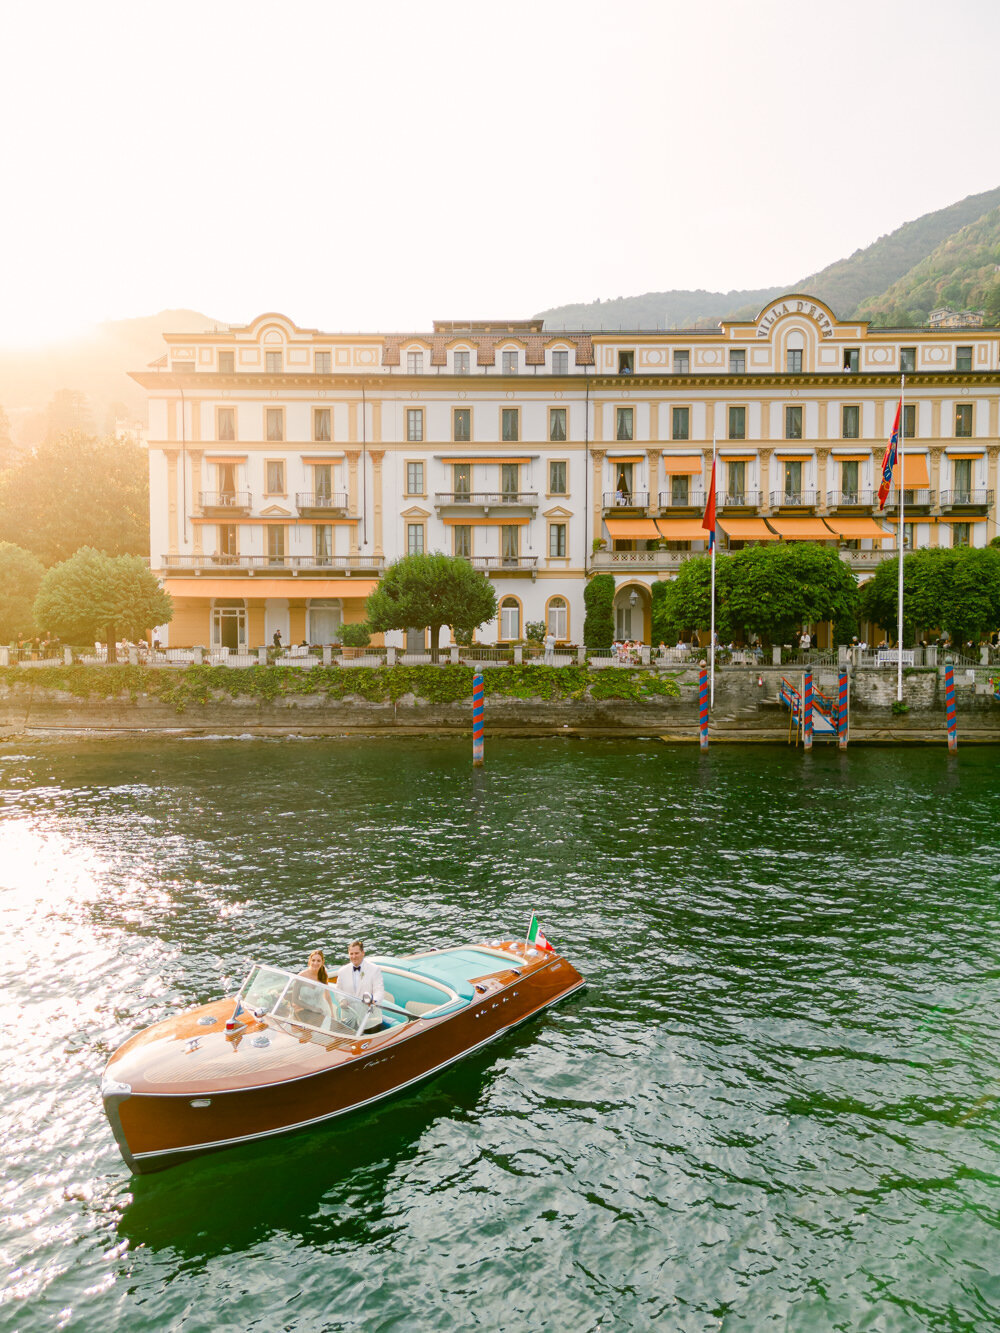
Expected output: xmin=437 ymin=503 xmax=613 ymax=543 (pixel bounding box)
xmin=103 ymin=940 xmax=585 ymax=1176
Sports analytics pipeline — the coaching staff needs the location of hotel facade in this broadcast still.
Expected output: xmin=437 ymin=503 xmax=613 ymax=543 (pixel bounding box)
xmin=134 ymin=296 xmax=1000 ymax=651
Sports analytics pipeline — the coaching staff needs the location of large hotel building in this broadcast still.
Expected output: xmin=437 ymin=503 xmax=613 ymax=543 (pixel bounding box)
xmin=134 ymin=296 xmax=999 ymax=651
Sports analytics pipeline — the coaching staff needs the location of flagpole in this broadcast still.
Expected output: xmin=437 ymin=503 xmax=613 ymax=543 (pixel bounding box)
xmin=897 ymin=374 xmax=905 ymax=704
xmin=709 ymin=434 xmax=717 ymax=708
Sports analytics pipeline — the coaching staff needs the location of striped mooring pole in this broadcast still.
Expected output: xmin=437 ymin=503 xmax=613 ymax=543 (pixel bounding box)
xmin=837 ymin=667 xmax=849 ymax=750
xmin=944 ymin=659 xmax=957 ymax=752
xmin=472 ymin=672 xmax=484 ymax=767
xmin=698 ymin=660 xmax=709 ymax=750
xmin=802 ymin=669 xmax=813 ymax=751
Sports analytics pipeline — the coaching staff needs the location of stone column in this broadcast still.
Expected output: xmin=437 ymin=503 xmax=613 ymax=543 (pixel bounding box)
xmin=758 ymin=448 xmax=772 ymax=514
xmin=646 ymin=447 xmax=661 ymax=513
xmin=987 ymin=445 xmax=999 ymax=537
xmin=816 ymin=447 xmax=830 ymax=514
xmin=930 ymin=447 xmax=944 ymax=514
xmin=592 ymin=448 xmax=606 ymax=545
xmin=369 ymin=449 xmax=385 ymax=558
xmin=164 ymin=448 xmax=179 ymax=554
xmin=345 ymin=449 xmax=361 ymax=555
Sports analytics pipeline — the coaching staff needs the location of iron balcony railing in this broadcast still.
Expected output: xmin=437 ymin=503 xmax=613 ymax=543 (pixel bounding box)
xmin=435 ymin=491 xmax=537 ymax=506
xmin=461 ymin=555 xmax=538 ymax=572
xmin=896 ymin=489 xmax=934 ymax=507
xmin=199 ymin=491 xmax=251 ymax=510
xmin=769 ymin=490 xmax=818 ymax=507
xmin=939 ymin=489 xmax=993 ymax=508
xmin=161 ymin=553 xmax=385 ymax=572
xmin=717 ymin=491 xmax=761 ymax=508
xmin=295 ymin=492 xmax=349 ymax=510
xmin=658 ymin=490 xmax=706 ymax=509
xmin=603 ymin=491 xmax=650 ymax=508
xmin=826 ymin=489 xmax=878 ymax=507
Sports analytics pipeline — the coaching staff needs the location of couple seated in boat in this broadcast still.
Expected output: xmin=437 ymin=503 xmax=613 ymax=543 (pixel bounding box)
xmin=295 ymin=942 xmax=385 ymax=1032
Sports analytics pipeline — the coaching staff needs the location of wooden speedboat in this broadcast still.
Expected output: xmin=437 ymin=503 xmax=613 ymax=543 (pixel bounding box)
xmin=102 ymin=939 xmax=584 ymax=1174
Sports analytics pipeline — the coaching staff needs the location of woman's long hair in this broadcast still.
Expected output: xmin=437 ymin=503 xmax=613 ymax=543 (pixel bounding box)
xmin=312 ymin=950 xmax=329 ymax=984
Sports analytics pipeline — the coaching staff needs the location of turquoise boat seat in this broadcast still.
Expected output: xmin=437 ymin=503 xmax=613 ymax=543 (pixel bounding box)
xmin=373 ymin=949 xmax=491 ymax=1019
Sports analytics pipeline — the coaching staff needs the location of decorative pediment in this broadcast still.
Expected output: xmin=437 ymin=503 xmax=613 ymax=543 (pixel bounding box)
xmin=543 ymin=505 xmax=574 ymax=518
xmin=260 ymin=504 xmax=293 ymax=517
xmin=401 ymin=505 xmax=430 ymax=519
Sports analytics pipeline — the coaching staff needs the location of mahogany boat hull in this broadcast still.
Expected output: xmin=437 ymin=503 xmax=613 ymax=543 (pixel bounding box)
xmin=103 ymin=945 xmax=583 ymax=1174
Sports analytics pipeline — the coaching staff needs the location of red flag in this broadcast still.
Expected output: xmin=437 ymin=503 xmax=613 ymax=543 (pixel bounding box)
xmin=702 ymin=459 xmax=717 ymax=549
xmin=878 ymin=399 xmax=902 ymax=510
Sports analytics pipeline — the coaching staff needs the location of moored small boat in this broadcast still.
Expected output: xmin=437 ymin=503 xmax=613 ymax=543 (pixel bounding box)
xmin=102 ymin=938 xmax=584 ymax=1173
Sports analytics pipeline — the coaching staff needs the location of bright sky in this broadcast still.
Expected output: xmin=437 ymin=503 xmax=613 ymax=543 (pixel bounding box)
xmin=2 ymin=0 xmax=997 ymax=344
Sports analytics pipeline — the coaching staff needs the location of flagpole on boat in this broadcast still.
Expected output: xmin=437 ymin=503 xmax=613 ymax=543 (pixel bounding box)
xmin=709 ymin=434 xmax=717 ymax=708
xmin=897 ymin=373 xmax=905 ymax=704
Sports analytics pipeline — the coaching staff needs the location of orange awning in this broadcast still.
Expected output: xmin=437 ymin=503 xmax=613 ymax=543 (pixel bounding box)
xmin=719 ymin=518 xmax=779 ymax=541
xmin=894 ymin=454 xmax=930 ymax=488
xmin=442 ymin=516 xmax=530 ymax=526
xmin=605 ymin=518 xmax=661 ymax=539
xmin=766 ymin=517 xmax=835 ymax=540
xmin=662 ymin=455 xmax=703 ymax=475
xmin=822 ymin=516 xmax=892 ymax=540
xmin=656 ymin=517 xmax=712 ymax=541
xmin=164 ymin=579 xmax=377 ymax=599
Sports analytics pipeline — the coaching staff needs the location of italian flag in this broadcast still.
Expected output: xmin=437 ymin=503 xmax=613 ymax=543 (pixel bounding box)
xmin=526 ymin=913 xmax=555 ymax=952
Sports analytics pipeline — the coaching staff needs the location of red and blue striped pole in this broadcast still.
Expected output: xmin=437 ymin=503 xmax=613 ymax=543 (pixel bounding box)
xmin=837 ymin=667 xmax=849 ymax=750
xmin=803 ymin=669 xmax=813 ymax=751
xmin=944 ymin=659 xmax=957 ymax=752
xmin=472 ymin=672 xmax=484 ymax=767
xmin=699 ymin=659 xmax=709 ymax=750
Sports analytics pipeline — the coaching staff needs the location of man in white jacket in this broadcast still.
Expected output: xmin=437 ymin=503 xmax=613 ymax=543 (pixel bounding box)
xmin=334 ymin=940 xmax=385 ymax=1030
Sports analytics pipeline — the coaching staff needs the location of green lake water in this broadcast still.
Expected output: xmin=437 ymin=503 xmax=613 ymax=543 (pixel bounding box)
xmin=1 ymin=737 xmax=999 ymax=1332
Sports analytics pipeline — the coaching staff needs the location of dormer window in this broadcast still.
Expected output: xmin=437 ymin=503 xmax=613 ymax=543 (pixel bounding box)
xmin=407 ymin=350 xmax=424 ymax=374
xmin=552 ymin=350 xmax=569 ymax=374
xmin=454 ymin=350 xmax=470 ymax=374
xmin=502 ymin=350 xmax=518 ymax=375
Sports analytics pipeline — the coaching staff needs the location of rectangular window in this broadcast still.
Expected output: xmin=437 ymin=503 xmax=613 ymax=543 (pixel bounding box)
xmin=453 ymin=525 xmax=472 ymax=558
xmin=549 ymin=523 xmax=567 ymax=558
xmin=842 ymin=405 xmax=860 ymax=439
xmin=953 ymin=459 xmax=972 ymax=497
xmin=314 ymin=351 xmax=331 ymax=374
xmin=549 ymin=459 xmax=567 ymax=493
xmin=727 ymin=461 xmax=745 ymax=498
xmin=902 ymin=403 xmax=917 ymax=438
xmin=783 ymin=460 xmax=802 ymax=496
xmin=313 ymin=464 xmax=333 ymax=500
xmin=502 ymin=350 xmax=518 ymax=375
xmin=267 ymin=526 xmax=286 ymax=564
xmin=616 ymin=407 xmax=634 ymax=441
xmin=453 ymin=350 xmax=470 ymax=374
xmin=406 ymin=350 xmax=424 ymax=374
xmin=903 ymin=522 xmax=914 ymax=551
xmin=549 ymin=407 xmax=567 ymax=441
xmin=552 ymin=350 xmax=569 ymax=374
xmin=618 ymin=351 xmax=634 ymax=375
xmin=265 ymin=351 xmax=282 ymax=373
xmin=784 ymin=406 xmax=802 ymax=439
xmin=900 ymin=347 xmax=916 ymax=373
xmin=501 ymin=464 xmax=519 ymax=498
xmin=218 ymin=351 xmax=235 ymax=374
xmin=729 ymin=350 xmax=746 ymax=374
xmin=218 ymin=523 xmax=237 ymax=557
xmin=453 ymin=408 xmax=471 ymax=441
xmin=265 ymin=408 xmax=284 ymax=441
xmin=673 ymin=350 xmax=689 ymax=374
xmin=453 ymin=463 xmax=471 ymax=496
xmin=786 ymin=349 xmax=803 ymax=374
xmin=217 ymin=407 xmax=236 ymax=441
xmin=728 ymin=406 xmax=746 ymax=440
xmin=315 ymin=525 xmax=332 ymax=564
xmin=843 ymin=348 xmax=859 ymax=372
xmin=841 ymin=460 xmax=859 ymax=497
xmin=407 ymin=523 xmax=424 ymax=555
xmin=670 ymin=475 xmax=690 ymax=505
xmin=501 ymin=525 xmax=519 ymax=564
xmin=406 ymin=461 xmax=424 ymax=495
xmin=406 ymin=408 xmax=424 ymax=442
xmin=672 ymin=407 xmax=689 ymax=440
xmin=266 ymin=460 xmax=285 ymax=493
xmin=956 ymin=346 xmax=973 ymax=372
xmin=955 ymin=403 xmax=973 ymax=437
xmin=500 ymin=599 xmax=520 ymax=639
xmin=952 ymin=521 xmax=971 ymax=547
xmin=501 ymin=408 xmax=519 ymax=441
xmin=313 ymin=408 xmax=331 ymax=441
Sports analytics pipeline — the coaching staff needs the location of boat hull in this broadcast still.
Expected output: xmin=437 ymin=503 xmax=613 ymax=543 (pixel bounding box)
xmin=104 ymin=948 xmax=583 ymax=1174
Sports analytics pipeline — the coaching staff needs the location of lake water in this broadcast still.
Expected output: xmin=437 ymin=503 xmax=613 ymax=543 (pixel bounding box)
xmin=2 ymin=737 xmax=999 ymax=1332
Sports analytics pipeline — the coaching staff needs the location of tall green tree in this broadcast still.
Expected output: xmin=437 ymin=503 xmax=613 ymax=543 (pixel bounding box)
xmin=0 ymin=542 xmax=45 ymax=642
xmin=365 ymin=553 xmax=497 ymax=664
xmin=860 ymin=548 xmax=1000 ymax=645
xmin=33 ymin=548 xmax=172 ymax=663
xmin=0 ymin=432 xmax=149 ymax=565
xmin=724 ymin=543 xmax=858 ymax=646
xmin=583 ymin=573 xmax=615 ymax=653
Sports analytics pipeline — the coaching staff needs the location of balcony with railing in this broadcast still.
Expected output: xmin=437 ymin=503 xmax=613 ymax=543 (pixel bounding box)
xmin=434 ymin=490 xmax=538 ymax=518
xmin=718 ymin=490 xmax=761 ymax=509
xmin=160 ymin=553 xmax=385 ymax=577
xmin=826 ymin=489 xmax=878 ymax=510
xmin=938 ymin=489 xmax=993 ymax=511
xmin=591 ymin=549 xmax=695 ymax=572
xmin=895 ymin=489 xmax=935 ymax=510
xmin=295 ymin=491 xmax=349 ymax=517
xmin=769 ymin=490 xmax=818 ymax=509
xmin=657 ymin=490 xmax=705 ymax=511
xmin=602 ymin=491 xmax=650 ymax=512
xmin=198 ymin=491 xmax=252 ymax=515
xmin=461 ymin=555 xmax=538 ymax=577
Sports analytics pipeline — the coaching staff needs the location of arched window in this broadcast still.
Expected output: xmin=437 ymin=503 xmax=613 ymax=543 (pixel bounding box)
xmin=499 ymin=597 xmax=520 ymax=641
xmin=308 ymin=598 xmax=343 ymax=645
xmin=547 ymin=597 xmax=567 ymax=640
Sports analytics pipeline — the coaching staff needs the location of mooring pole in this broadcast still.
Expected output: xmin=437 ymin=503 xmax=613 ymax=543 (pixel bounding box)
xmin=805 ymin=666 xmax=816 ymax=751
xmin=472 ymin=671 xmax=484 ymax=767
xmin=699 ymin=660 xmax=709 ymax=750
xmin=837 ymin=667 xmax=849 ymax=750
xmin=944 ymin=659 xmax=957 ymax=752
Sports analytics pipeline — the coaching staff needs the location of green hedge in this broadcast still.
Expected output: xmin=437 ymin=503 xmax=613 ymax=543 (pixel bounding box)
xmin=0 ymin=663 xmax=681 ymax=713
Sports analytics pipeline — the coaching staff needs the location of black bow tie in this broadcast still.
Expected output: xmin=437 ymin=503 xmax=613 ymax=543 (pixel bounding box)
xmin=353 ymin=965 xmax=361 ymax=971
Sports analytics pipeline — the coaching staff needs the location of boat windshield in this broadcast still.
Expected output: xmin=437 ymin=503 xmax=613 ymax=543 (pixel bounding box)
xmin=239 ymin=965 xmax=370 ymax=1038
